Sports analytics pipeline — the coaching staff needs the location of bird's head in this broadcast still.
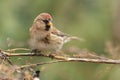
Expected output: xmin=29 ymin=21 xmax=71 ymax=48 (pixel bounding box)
xmin=34 ymin=13 xmax=53 ymax=31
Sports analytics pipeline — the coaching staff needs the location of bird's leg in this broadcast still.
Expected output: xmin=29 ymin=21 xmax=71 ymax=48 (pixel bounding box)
xmin=48 ymin=51 xmax=63 ymax=59
xmin=49 ymin=51 xmax=68 ymax=59
xmin=31 ymin=49 xmax=41 ymax=54
xmin=49 ymin=53 xmax=56 ymax=59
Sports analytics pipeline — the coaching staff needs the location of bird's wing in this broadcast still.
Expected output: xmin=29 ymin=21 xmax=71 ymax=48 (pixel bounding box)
xmin=51 ymin=27 xmax=82 ymax=43
xmin=51 ymin=27 xmax=69 ymax=37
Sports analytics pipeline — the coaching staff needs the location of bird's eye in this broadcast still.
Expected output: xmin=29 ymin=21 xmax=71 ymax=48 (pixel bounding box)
xmin=42 ymin=20 xmax=48 ymax=24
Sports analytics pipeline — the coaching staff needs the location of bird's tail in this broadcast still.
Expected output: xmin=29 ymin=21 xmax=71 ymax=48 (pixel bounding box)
xmin=63 ymin=36 xmax=84 ymax=43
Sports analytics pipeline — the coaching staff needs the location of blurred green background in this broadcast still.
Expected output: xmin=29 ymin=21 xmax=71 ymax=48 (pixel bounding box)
xmin=0 ymin=0 xmax=120 ymax=80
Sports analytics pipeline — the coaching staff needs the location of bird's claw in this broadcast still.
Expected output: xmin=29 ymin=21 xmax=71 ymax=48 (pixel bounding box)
xmin=31 ymin=49 xmax=41 ymax=55
xmin=49 ymin=53 xmax=56 ymax=59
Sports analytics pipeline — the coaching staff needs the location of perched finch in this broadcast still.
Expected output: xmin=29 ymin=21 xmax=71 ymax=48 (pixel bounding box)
xmin=29 ymin=13 xmax=80 ymax=53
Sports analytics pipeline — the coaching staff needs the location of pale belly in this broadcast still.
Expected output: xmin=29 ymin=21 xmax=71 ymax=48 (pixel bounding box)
xmin=29 ymin=36 xmax=64 ymax=52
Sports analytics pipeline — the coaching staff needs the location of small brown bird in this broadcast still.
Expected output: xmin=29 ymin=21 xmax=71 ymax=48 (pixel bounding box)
xmin=29 ymin=13 xmax=80 ymax=53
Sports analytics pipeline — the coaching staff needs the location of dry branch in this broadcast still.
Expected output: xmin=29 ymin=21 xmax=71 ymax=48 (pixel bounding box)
xmin=1 ymin=50 xmax=120 ymax=65
xmin=0 ymin=48 xmax=120 ymax=70
xmin=16 ymin=58 xmax=120 ymax=70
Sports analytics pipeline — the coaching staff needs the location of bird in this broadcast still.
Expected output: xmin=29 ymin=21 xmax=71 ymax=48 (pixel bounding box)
xmin=29 ymin=13 xmax=80 ymax=54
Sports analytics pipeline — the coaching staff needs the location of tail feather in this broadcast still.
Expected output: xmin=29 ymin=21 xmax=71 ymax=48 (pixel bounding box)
xmin=63 ymin=36 xmax=84 ymax=43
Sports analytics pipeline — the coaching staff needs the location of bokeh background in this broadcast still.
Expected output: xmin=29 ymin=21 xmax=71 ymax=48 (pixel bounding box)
xmin=0 ymin=0 xmax=120 ymax=80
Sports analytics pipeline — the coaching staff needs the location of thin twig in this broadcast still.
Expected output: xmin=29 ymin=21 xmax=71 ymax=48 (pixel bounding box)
xmin=5 ymin=52 xmax=68 ymax=60
xmin=16 ymin=60 xmax=64 ymax=69
xmin=0 ymin=50 xmax=13 ymax=66
xmin=2 ymin=51 xmax=120 ymax=64
xmin=6 ymin=48 xmax=30 ymax=52
xmin=16 ymin=58 xmax=120 ymax=69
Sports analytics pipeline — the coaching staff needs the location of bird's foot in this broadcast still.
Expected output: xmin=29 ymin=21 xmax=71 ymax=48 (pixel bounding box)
xmin=31 ymin=49 xmax=41 ymax=55
xmin=48 ymin=51 xmax=64 ymax=59
xmin=49 ymin=53 xmax=56 ymax=59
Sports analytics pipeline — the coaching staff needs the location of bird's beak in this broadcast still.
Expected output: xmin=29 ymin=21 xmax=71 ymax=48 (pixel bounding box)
xmin=47 ymin=21 xmax=52 ymax=26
